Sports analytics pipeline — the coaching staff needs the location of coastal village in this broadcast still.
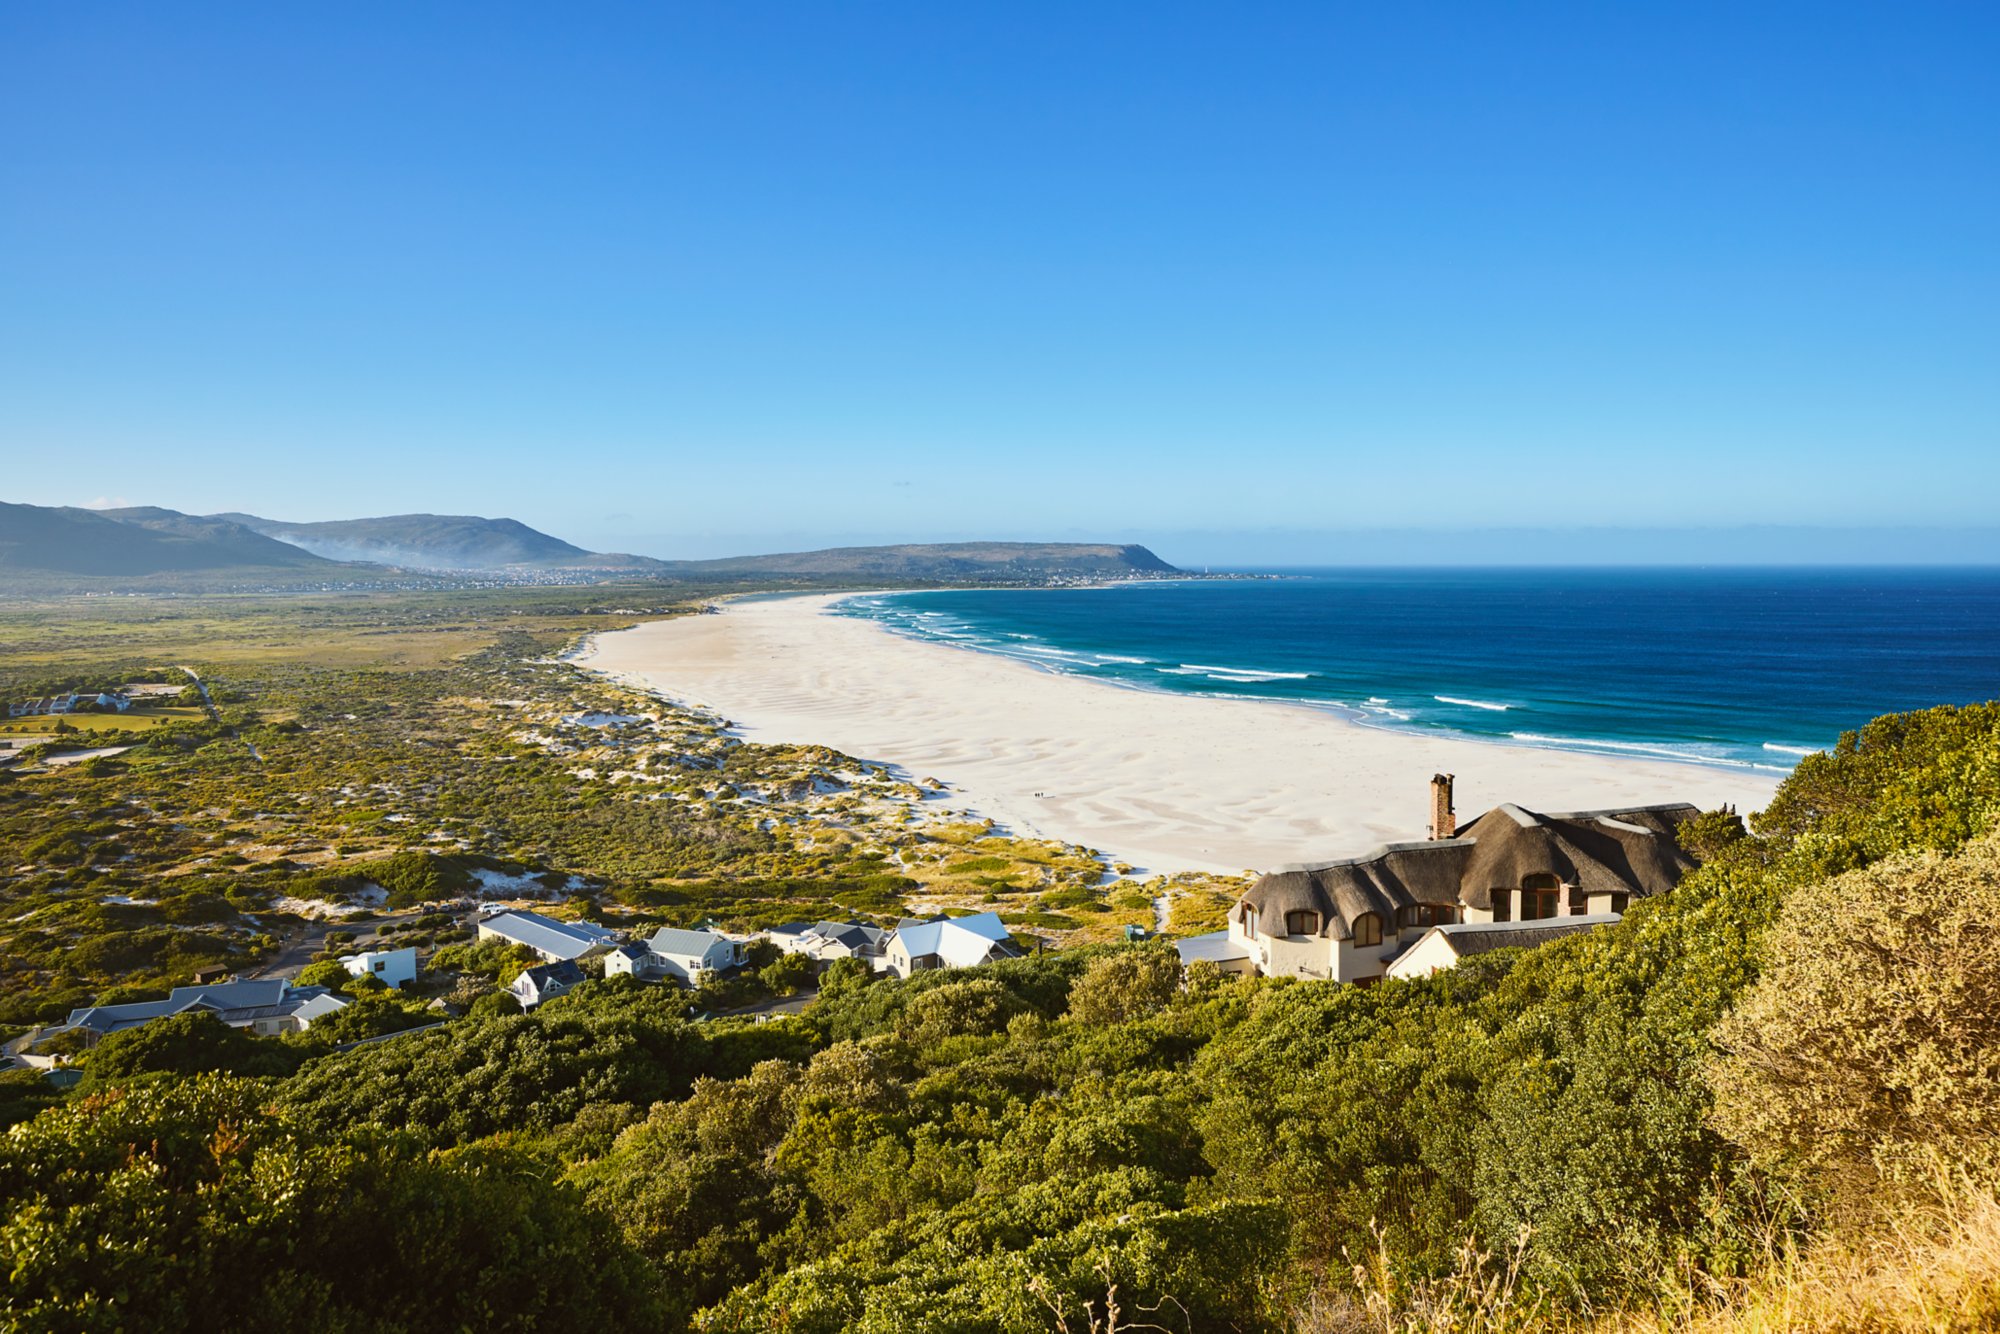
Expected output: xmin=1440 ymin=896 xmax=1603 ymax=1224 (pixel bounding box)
xmin=19 ymin=760 xmax=1711 ymax=1065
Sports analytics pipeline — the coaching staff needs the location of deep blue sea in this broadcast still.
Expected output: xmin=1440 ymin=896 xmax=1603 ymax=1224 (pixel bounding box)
xmin=834 ymin=569 xmax=2000 ymax=774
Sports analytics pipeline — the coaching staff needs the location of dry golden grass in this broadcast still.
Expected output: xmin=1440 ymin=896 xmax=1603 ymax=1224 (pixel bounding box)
xmin=1639 ymin=1184 xmax=2000 ymax=1334
xmin=1292 ymin=1181 xmax=2000 ymax=1334
xmin=0 ymin=706 xmax=206 ymax=735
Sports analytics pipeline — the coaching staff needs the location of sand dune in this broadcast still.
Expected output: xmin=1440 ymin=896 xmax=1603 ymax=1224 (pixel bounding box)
xmin=576 ymin=594 xmax=1782 ymax=877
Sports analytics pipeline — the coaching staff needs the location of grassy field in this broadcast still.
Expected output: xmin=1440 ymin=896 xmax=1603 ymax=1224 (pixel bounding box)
xmin=0 ymin=582 xmax=1242 ymax=1028
xmin=0 ymin=706 xmax=208 ymax=735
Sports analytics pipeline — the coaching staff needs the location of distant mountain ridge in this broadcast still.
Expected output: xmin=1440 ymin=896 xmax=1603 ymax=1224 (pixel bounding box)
xmin=0 ymin=500 xmax=1180 ymax=586
xmin=0 ymin=503 xmax=338 ymax=576
xmin=652 ymin=542 xmax=1177 ymax=581
xmin=214 ymin=512 xmax=609 ymax=570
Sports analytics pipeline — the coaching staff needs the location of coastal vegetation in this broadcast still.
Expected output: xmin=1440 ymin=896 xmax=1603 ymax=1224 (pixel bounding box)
xmin=0 ymin=590 xmax=1213 ymax=1036
xmin=1 ymin=586 xmax=1996 ymax=1330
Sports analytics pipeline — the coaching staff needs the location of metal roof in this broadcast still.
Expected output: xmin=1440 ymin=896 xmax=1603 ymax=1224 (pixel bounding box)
xmin=480 ymin=909 xmax=620 ymax=960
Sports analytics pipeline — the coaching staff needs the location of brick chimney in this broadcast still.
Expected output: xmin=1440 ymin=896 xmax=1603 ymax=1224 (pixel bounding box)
xmin=1429 ymin=774 xmax=1456 ymax=840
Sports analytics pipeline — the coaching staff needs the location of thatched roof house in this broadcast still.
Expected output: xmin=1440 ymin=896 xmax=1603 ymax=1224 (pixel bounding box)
xmin=1178 ymin=776 xmax=1704 ymax=985
xmin=1242 ymin=799 xmax=1697 ymax=941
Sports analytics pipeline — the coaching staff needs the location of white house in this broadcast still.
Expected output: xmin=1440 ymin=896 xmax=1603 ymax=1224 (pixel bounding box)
xmin=604 ymin=927 xmax=744 ymax=985
xmin=340 ymin=945 xmax=417 ymax=990
xmin=768 ymin=920 xmax=893 ymax=970
xmin=509 ymin=959 xmax=585 ymax=1009
xmin=601 ymin=941 xmax=654 ymax=980
xmin=885 ymin=912 xmax=1019 ymax=978
xmin=477 ymin=909 xmax=620 ymax=962
xmin=1187 ymin=777 xmax=1702 ymax=988
xmin=289 ymin=991 xmax=354 ymax=1030
xmin=1384 ymin=915 xmax=1622 ymax=982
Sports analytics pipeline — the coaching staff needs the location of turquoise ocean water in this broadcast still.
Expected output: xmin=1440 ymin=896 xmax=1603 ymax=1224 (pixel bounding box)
xmin=834 ymin=569 xmax=2000 ymax=773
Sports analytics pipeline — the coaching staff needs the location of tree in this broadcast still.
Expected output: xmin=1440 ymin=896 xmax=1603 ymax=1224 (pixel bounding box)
xmin=295 ymin=959 xmax=350 ymax=990
xmin=1065 ymin=944 xmax=1183 ymax=1026
xmin=759 ymin=950 xmax=815 ymax=996
xmin=82 ymin=1011 xmax=299 ymax=1086
xmin=897 ymin=977 xmax=1024 ymax=1046
xmin=0 ymin=1076 xmax=665 ymax=1330
xmin=819 ymin=955 xmax=873 ymax=999
xmin=1709 ymin=831 xmax=2000 ymax=1216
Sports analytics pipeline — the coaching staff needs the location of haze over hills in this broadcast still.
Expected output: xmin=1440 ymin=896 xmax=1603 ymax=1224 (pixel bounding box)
xmin=0 ymin=500 xmax=1180 ymax=587
xmin=213 ymin=512 xmax=619 ymax=570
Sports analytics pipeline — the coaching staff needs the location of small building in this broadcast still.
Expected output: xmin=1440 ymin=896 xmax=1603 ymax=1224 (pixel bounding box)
xmin=647 ymin=927 xmax=745 ymax=984
xmin=340 ymin=946 xmax=418 ymax=990
xmin=1171 ymin=930 xmax=1257 ymax=976
xmin=1384 ymin=915 xmax=1622 ymax=982
xmin=289 ymin=991 xmax=355 ymax=1030
xmin=64 ymin=980 xmax=349 ymax=1042
xmin=601 ymin=941 xmax=654 ymax=980
xmin=885 ymin=912 xmax=1019 ymax=978
xmin=768 ymin=920 xmax=893 ymax=970
xmin=477 ymin=909 xmax=620 ymax=962
xmin=510 ymin=960 xmax=585 ymax=1009
xmin=604 ymin=928 xmax=744 ymax=985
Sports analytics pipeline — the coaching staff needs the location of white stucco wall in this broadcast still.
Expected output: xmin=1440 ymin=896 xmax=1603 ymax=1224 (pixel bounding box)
xmin=1384 ymin=931 xmax=1463 ymax=981
xmin=343 ymin=947 xmax=417 ymax=989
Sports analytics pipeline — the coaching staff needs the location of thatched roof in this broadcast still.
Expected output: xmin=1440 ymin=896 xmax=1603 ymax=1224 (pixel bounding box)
xmin=1239 ymin=802 xmax=1698 ymax=941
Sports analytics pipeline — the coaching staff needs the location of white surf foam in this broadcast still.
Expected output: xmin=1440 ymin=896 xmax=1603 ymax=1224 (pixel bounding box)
xmin=1762 ymin=743 xmax=1818 ymax=756
xmin=1180 ymin=663 xmax=1312 ymax=680
xmin=1436 ymin=695 xmax=1511 ymax=711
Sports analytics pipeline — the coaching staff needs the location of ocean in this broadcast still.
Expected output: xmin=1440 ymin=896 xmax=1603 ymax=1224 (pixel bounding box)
xmin=834 ymin=568 xmax=2000 ymax=774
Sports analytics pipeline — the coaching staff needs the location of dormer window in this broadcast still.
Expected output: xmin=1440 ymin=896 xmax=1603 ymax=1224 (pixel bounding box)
xmin=1284 ymin=909 xmax=1319 ymax=937
xmin=1521 ymin=874 xmax=1560 ymax=920
xmin=1352 ymin=913 xmax=1383 ymax=947
xmin=1399 ymin=904 xmax=1457 ymax=929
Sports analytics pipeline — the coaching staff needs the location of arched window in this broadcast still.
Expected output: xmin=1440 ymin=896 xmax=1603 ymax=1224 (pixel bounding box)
xmin=1521 ymin=873 xmax=1560 ymax=920
xmin=1352 ymin=913 xmax=1383 ymax=947
xmin=1284 ymin=909 xmax=1319 ymax=937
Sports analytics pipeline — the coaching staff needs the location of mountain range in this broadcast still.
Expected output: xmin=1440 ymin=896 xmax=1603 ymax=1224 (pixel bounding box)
xmin=0 ymin=501 xmax=1178 ymax=586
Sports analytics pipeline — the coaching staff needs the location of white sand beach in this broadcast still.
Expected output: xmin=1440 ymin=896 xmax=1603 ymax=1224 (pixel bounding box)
xmin=577 ymin=595 xmax=1783 ymax=877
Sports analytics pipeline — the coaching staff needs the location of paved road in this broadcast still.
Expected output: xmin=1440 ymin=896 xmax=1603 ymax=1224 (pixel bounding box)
xmin=175 ymin=666 xmax=220 ymax=721
xmin=176 ymin=665 xmax=262 ymax=763
xmin=251 ymin=914 xmax=398 ymax=980
xmin=711 ymin=983 xmax=820 ymax=1021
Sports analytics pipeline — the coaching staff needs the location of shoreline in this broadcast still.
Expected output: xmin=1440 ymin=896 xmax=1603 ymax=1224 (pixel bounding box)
xmin=574 ymin=594 xmax=1783 ymax=876
xmin=833 ymin=589 xmax=1803 ymax=776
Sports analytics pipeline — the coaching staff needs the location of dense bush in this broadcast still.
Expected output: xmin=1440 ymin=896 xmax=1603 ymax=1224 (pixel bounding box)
xmin=0 ymin=1077 xmax=663 ymax=1331
xmin=8 ymin=690 xmax=1999 ymax=1326
xmin=1710 ymin=830 xmax=2000 ymax=1217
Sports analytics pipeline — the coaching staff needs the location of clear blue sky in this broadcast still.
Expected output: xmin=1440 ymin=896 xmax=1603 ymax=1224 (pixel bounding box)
xmin=3 ymin=3 xmax=1995 ymax=561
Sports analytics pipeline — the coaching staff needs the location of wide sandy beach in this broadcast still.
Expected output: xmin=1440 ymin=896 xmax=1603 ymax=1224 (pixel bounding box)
xmin=577 ymin=594 xmax=1782 ymax=876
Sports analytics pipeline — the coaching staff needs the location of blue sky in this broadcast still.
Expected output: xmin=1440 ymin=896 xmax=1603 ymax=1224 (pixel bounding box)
xmin=3 ymin=3 xmax=1996 ymax=561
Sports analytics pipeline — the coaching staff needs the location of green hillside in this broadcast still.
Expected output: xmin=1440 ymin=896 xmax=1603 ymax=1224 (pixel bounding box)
xmin=216 ymin=511 xmax=600 ymax=569
xmin=0 ymin=503 xmax=337 ymax=576
xmin=0 ymin=583 xmax=1992 ymax=1329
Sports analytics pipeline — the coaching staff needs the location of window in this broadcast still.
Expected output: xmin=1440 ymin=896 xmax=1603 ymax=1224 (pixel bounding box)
xmin=1242 ymin=906 xmax=1259 ymax=936
xmin=1400 ymin=903 xmax=1457 ymax=929
xmin=1352 ymin=913 xmax=1383 ymax=947
xmin=1284 ymin=909 xmax=1319 ymax=936
xmin=1521 ymin=874 xmax=1560 ymax=921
